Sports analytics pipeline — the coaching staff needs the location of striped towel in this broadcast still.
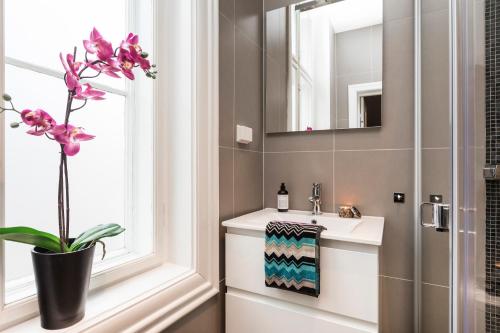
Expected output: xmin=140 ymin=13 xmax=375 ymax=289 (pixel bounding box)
xmin=265 ymin=221 xmax=326 ymax=297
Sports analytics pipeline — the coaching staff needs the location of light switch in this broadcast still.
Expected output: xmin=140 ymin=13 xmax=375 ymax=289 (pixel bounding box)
xmin=236 ymin=125 xmax=253 ymax=144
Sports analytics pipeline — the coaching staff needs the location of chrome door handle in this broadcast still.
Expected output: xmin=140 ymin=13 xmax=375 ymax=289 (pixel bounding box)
xmin=420 ymin=202 xmax=450 ymax=232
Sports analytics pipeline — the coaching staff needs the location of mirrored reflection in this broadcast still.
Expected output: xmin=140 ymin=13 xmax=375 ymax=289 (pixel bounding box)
xmin=265 ymin=0 xmax=383 ymax=133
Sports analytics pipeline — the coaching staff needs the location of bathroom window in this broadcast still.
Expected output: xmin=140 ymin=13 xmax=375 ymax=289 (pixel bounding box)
xmin=2 ymin=0 xmax=158 ymax=314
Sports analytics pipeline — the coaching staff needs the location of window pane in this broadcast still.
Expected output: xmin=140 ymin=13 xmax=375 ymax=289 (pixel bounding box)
xmin=4 ymin=65 xmax=126 ymax=298
xmin=5 ymin=0 xmax=128 ymax=90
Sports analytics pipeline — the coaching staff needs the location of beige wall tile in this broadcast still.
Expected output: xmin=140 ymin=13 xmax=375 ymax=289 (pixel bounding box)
xmin=264 ymin=151 xmax=334 ymax=212
xmin=380 ymin=277 xmax=414 ymax=333
xmin=235 ymin=0 xmax=263 ymax=46
xmin=220 ymin=0 xmax=234 ymax=22
xmin=335 ymin=149 xmax=414 ymax=279
xmin=264 ymin=131 xmax=334 ymax=152
xmin=235 ymin=29 xmax=263 ymax=151
xmin=421 ymin=284 xmax=450 ymax=333
xmin=235 ymin=150 xmax=263 ymax=216
xmin=421 ymin=9 xmax=450 ymax=149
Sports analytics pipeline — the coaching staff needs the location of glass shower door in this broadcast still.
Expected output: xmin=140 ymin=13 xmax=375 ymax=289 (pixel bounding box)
xmin=416 ymin=0 xmax=454 ymax=331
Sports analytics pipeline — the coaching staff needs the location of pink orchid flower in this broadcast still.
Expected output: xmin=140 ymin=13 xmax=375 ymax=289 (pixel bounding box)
xmin=117 ymin=49 xmax=136 ymax=80
xmin=74 ymin=83 xmax=105 ymax=100
xmin=120 ymin=33 xmax=140 ymax=51
xmin=60 ymin=53 xmax=82 ymax=90
xmin=50 ymin=124 xmax=95 ymax=156
xmin=120 ymin=33 xmax=151 ymax=71
xmin=89 ymin=61 xmax=121 ymax=78
xmin=83 ymin=28 xmax=114 ymax=61
xmin=129 ymin=46 xmax=151 ymax=70
xmin=21 ymin=109 xmax=57 ymax=136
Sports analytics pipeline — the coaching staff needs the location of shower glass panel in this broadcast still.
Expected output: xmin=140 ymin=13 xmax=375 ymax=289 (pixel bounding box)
xmin=457 ymin=0 xmax=487 ymax=331
xmin=416 ymin=0 xmax=453 ymax=332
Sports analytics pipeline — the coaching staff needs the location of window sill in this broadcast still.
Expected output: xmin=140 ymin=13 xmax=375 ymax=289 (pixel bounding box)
xmin=3 ymin=263 xmax=219 ymax=333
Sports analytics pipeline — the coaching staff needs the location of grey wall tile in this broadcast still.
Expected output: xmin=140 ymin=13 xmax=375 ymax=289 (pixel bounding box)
xmin=421 ymin=284 xmax=450 ymax=333
xmin=264 ymin=151 xmax=334 ymax=212
xmin=235 ymin=150 xmax=263 ymax=216
xmin=380 ymin=277 xmax=414 ymax=333
xmin=335 ymin=149 xmax=414 ymax=279
xmin=220 ymin=0 xmax=234 ymax=22
xmin=421 ymin=10 xmax=450 ymax=149
xmin=264 ymin=131 xmax=333 ymax=152
xmin=235 ymin=0 xmax=263 ymax=46
xmin=265 ymin=7 xmax=288 ymax=61
xmin=422 ymin=148 xmax=452 ymax=203
xmin=265 ymin=55 xmax=288 ymax=133
xmin=235 ymin=29 xmax=263 ymax=151
xmin=220 ymin=14 xmax=235 ymax=147
xmin=335 ymin=18 xmax=414 ymax=150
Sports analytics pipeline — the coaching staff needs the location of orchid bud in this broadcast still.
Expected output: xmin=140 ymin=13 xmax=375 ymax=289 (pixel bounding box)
xmin=9 ymin=122 xmax=20 ymax=128
xmin=146 ymin=72 xmax=152 ymax=78
xmin=141 ymin=52 xmax=149 ymax=59
xmin=152 ymin=64 xmax=157 ymax=68
xmin=2 ymin=93 xmax=11 ymax=102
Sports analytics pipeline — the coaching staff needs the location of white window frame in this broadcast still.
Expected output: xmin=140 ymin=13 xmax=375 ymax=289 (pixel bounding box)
xmin=0 ymin=0 xmax=219 ymax=331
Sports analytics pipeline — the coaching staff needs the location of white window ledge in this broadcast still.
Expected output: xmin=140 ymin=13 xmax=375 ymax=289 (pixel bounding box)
xmin=3 ymin=264 xmax=219 ymax=333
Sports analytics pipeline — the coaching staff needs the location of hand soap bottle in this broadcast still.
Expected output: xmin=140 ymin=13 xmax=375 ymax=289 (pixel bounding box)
xmin=277 ymin=183 xmax=289 ymax=212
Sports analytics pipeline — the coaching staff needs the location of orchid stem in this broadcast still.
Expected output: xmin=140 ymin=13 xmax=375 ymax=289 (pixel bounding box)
xmin=0 ymin=107 xmax=21 ymax=115
xmin=58 ymin=149 xmax=66 ymax=251
xmin=71 ymin=99 xmax=87 ymax=112
xmin=63 ymin=153 xmax=70 ymax=242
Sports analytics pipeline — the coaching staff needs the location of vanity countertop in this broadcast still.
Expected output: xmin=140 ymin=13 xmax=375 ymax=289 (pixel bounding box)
xmin=222 ymin=208 xmax=384 ymax=246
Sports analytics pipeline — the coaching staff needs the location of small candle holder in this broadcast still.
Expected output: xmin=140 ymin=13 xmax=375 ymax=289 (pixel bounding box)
xmin=338 ymin=205 xmax=354 ymax=218
xmin=338 ymin=205 xmax=362 ymax=219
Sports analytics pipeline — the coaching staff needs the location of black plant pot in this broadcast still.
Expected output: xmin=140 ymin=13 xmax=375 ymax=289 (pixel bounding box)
xmin=31 ymin=241 xmax=95 ymax=330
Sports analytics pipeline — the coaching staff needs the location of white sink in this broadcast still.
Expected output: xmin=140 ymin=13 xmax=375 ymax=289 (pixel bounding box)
xmin=222 ymin=208 xmax=384 ymax=246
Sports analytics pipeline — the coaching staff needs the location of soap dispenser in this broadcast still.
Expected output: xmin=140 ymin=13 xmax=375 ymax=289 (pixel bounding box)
xmin=277 ymin=183 xmax=289 ymax=212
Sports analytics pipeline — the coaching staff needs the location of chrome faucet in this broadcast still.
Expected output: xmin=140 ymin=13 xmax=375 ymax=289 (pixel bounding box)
xmin=309 ymin=183 xmax=322 ymax=215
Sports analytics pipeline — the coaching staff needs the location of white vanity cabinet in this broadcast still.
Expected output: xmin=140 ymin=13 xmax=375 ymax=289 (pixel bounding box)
xmin=222 ymin=209 xmax=384 ymax=333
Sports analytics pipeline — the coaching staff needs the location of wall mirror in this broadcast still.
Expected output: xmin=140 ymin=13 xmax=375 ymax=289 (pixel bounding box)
xmin=265 ymin=0 xmax=383 ymax=133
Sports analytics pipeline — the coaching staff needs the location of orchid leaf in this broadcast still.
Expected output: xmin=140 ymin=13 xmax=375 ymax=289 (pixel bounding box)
xmin=0 ymin=227 xmax=67 ymax=253
xmin=70 ymin=224 xmax=125 ymax=252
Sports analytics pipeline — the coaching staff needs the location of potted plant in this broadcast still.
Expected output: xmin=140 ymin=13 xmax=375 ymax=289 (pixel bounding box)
xmin=0 ymin=28 xmax=157 ymax=330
